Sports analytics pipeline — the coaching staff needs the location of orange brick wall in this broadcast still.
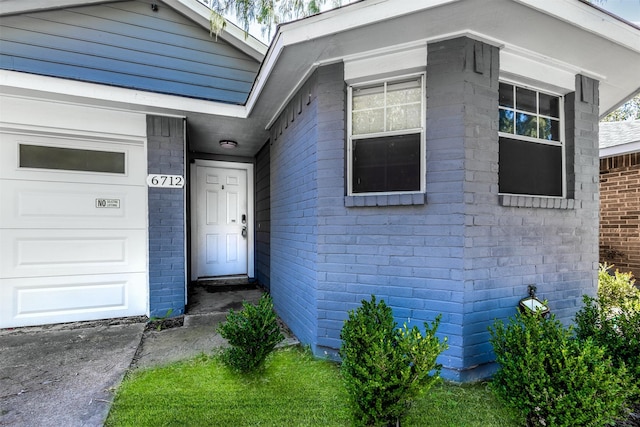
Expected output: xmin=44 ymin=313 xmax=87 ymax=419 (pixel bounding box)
xmin=599 ymin=152 xmax=640 ymax=278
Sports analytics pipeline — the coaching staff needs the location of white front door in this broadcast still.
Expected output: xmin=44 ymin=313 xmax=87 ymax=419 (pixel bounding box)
xmin=194 ymin=162 xmax=252 ymax=278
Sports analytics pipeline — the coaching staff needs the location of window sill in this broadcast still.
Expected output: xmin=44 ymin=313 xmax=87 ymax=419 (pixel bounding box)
xmin=345 ymin=193 xmax=425 ymax=207
xmin=499 ymin=195 xmax=579 ymax=209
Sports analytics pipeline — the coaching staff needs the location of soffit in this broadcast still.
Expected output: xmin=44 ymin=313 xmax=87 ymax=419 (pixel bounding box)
xmin=250 ymin=0 xmax=640 ymax=124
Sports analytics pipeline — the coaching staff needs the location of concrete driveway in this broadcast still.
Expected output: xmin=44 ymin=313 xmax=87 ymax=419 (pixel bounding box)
xmin=0 ymin=320 xmax=144 ymax=427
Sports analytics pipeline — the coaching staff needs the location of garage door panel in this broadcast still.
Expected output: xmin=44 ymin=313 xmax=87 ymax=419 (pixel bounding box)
xmin=0 ymin=180 xmax=147 ymax=229
xmin=0 ymin=229 xmax=146 ymax=278
xmin=0 ymin=97 xmax=151 ymax=329
xmin=0 ymin=131 xmax=146 ymax=184
xmin=0 ymin=273 xmax=147 ymax=328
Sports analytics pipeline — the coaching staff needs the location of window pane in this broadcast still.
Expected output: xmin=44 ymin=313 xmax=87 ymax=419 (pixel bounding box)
xmin=387 ymin=79 xmax=421 ymax=106
xmin=499 ymin=137 xmax=563 ymax=197
xmin=352 ymin=85 xmax=384 ymax=110
xmin=499 ymin=109 xmax=514 ymax=134
xmin=516 ymin=113 xmax=537 ymax=138
xmin=387 ymin=103 xmax=421 ymax=131
xmin=19 ymin=144 xmax=125 ymax=174
xmin=499 ymin=83 xmax=514 ymax=108
xmin=539 ymin=93 xmax=560 ymax=118
xmin=353 ymin=108 xmax=384 ymax=135
xmin=539 ymin=118 xmax=560 ymax=141
xmin=515 ymin=87 xmax=536 ymax=113
xmin=352 ymin=134 xmax=421 ymax=193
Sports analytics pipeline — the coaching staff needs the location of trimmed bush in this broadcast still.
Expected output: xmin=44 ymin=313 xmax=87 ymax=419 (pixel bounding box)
xmin=489 ymin=311 xmax=631 ymax=427
xmin=340 ymin=295 xmax=448 ymax=427
xmin=217 ymin=294 xmax=284 ymax=373
xmin=596 ymin=263 xmax=640 ymax=310
xmin=575 ymin=264 xmax=640 ymax=401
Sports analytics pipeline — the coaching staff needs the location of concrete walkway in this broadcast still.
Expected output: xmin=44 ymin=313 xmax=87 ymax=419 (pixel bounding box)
xmin=0 ymin=285 xmax=290 ymax=427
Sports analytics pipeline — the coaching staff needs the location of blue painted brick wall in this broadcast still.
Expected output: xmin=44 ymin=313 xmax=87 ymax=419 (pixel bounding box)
xmin=256 ymin=141 xmax=271 ymax=289
xmin=147 ymin=116 xmax=186 ymax=318
xmin=269 ymin=71 xmax=321 ymax=347
xmin=268 ymin=38 xmax=600 ymax=381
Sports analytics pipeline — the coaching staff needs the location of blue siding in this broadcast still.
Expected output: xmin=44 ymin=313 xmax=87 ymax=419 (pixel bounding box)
xmin=0 ymin=1 xmax=260 ymax=104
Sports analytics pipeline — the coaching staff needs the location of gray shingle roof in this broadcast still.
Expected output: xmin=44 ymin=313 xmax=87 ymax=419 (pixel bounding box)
xmin=599 ymin=120 xmax=640 ymax=149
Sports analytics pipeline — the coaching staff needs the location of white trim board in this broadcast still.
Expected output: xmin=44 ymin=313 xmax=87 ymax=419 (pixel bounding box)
xmin=0 ymin=70 xmax=248 ymax=118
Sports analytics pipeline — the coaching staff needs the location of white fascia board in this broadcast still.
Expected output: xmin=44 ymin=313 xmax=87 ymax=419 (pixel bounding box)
xmin=500 ymin=45 xmax=604 ymax=94
xmin=281 ymin=0 xmax=459 ymax=45
xmin=245 ymin=32 xmax=285 ymax=114
xmin=245 ymin=0 xmax=460 ymax=116
xmin=0 ymin=70 xmax=249 ymax=118
xmin=600 ymin=141 xmax=640 ymax=158
xmin=263 ymin=28 xmax=582 ymax=128
xmin=514 ymin=0 xmax=640 ymax=53
xmin=162 ymin=0 xmax=267 ymax=61
xmin=0 ymin=0 xmax=109 ymax=16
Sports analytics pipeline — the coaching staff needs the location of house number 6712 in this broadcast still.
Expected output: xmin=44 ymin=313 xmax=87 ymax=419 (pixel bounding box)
xmin=146 ymin=174 xmax=185 ymax=188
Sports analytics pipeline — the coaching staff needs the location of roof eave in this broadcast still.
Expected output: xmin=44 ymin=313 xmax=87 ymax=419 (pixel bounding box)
xmin=248 ymin=0 xmax=640 ymax=124
xmin=0 ymin=0 xmax=113 ymax=15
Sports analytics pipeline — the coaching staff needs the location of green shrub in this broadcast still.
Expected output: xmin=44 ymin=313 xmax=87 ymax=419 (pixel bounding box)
xmin=340 ymin=295 xmax=448 ymax=427
xmin=596 ymin=263 xmax=640 ymax=310
xmin=217 ymin=294 xmax=284 ymax=373
xmin=575 ymin=264 xmax=640 ymax=400
xmin=489 ymin=310 xmax=631 ymax=427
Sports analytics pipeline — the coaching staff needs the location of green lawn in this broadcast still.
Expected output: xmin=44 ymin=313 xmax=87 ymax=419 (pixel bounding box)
xmin=106 ymin=347 xmax=521 ymax=427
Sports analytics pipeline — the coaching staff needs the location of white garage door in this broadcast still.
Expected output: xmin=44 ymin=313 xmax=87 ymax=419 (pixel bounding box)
xmin=0 ymin=96 xmax=148 ymax=328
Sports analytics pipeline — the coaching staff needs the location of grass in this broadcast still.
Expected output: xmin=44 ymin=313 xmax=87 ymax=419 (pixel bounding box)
xmin=106 ymin=346 xmax=521 ymax=427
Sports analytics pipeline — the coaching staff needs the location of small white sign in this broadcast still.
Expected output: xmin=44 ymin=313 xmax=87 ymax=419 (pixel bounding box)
xmin=147 ymin=174 xmax=185 ymax=188
xmin=96 ymin=198 xmax=120 ymax=208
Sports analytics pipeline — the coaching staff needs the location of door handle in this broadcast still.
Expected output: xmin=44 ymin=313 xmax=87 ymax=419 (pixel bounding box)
xmin=242 ymin=226 xmax=247 ymax=238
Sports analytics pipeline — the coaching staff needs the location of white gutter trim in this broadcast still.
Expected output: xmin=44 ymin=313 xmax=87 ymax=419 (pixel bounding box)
xmin=600 ymin=141 xmax=640 ymax=158
xmin=515 ymin=0 xmax=640 ymax=53
xmin=245 ymin=31 xmax=286 ymax=114
xmin=280 ymin=0 xmax=459 ymax=44
xmin=0 ymin=0 xmax=110 ymax=16
xmin=0 ymin=70 xmax=249 ymax=118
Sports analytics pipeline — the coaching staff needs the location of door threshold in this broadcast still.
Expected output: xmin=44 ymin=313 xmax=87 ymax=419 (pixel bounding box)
xmin=195 ymin=275 xmax=252 ymax=286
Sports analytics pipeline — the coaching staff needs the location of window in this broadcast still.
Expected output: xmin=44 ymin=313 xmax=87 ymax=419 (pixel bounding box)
xmin=19 ymin=144 xmax=125 ymax=174
xmin=498 ymin=82 xmax=564 ymax=197
xmin=348 ymin=75 xmax=425 ymax=195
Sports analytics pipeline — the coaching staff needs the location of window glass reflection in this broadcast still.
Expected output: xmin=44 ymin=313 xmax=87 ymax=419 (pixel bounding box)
xmin=352 ymin=134 xmax=420 ymax=193
xmin=353 ymin=109 xmax=384 ymax=135
xmin=516 ymin=113 xmax=537 ymax=138
xmin=19 ymin=144 xmax=125 ymax=174
xmin=539 ymin=93 xmax=560 ymax=118
xmin=516 ymin=87 xmax=537 ymax=113
xmin=499 ymin=83 xmax=514 ymax=108
xmin=539 ymin=118 xmax=560 ymax=141
xmin=499 ymin=109 xmax=514 ymax=134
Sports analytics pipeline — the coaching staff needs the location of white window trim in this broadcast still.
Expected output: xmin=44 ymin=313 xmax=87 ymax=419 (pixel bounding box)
xmin=498 ymin=79 xmax=567 ymax=199
xmin=347 ymin=72 xmax=426 ymax=197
